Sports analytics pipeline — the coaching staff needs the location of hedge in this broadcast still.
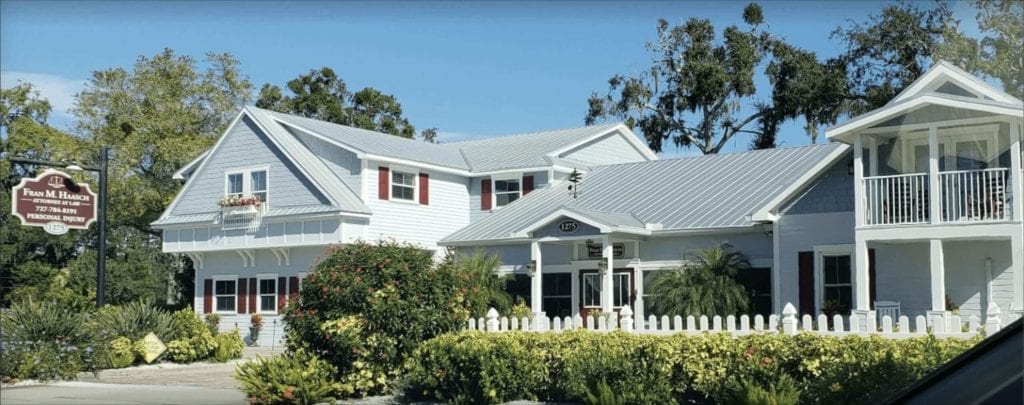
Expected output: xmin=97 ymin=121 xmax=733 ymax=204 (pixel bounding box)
xmin=402 ymin=330 xmax=979 ymax=404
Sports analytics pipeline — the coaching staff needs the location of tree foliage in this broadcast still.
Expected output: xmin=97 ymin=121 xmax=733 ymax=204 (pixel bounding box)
xmin=256 ymin=67 xmax=436 ymax=140
xmin=648 ymin=244 xmax=751 ymax=317
xmin=936 ymin=0 xmax=1023 ymax=99
xmin=586 ymin=3 xmax=847 ymax=153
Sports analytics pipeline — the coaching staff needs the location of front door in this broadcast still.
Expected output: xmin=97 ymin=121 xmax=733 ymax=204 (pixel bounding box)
xmin=579 ymin=269 xmax=633 ymax=320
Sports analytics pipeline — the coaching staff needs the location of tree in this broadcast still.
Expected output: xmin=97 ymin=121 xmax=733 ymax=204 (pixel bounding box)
xmin=936 ymin=0 xmax=1023 ymax=99
xmin=419 ymin=127 xmax=438 ymax=143
xmin=648 ymin=244 xmax=751 ymax=317
xmin=449 ymin=250 xmax=512 ymax=316
xmin=832 ymin=2 xmax=969 ymax=115
xmin=256 ymin=67 xmax=420 ymax=138
xmin=586 ymin=3 xmax=846 ymax=153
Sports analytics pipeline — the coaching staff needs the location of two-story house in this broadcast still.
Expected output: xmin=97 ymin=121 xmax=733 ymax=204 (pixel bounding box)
xmin=441 ymin=61 xmax=1022 ymax=326
xmin=151 ymin=106 xmax=655 ymax=344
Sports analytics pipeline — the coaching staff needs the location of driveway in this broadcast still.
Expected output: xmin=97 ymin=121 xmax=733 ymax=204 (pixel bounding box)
xmin=0 ymin=347 xmax=282 ymax=405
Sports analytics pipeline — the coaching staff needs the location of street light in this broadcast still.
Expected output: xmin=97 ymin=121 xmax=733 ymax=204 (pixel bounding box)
xmin=9 ymin=146 xmax=110 ymax=308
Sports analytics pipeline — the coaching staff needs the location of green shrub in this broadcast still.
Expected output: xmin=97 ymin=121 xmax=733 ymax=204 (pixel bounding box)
xmin=585 ymin=379 xmax=626 ymax=405
xmin=403 ymin=331 xmax=980 ymax=405
xmin=235 ymin=349 xmax=338 ymax=404
xmin=282 ymin=240 xmax=471 ymax=397
xmin=87 ymin=301 xmax=174 ymax=342
xmin=0 ymin=340 xmax=88 ymax=381
xmin=204 ymin=313 xmax=222 ymax=336
xmin=107 ymin=336 xmax=137 ymax=368
xmin=213 ymin=330 xmax=244 ymax=362
xmin=0 ymin=299 xmax=93 ymax=381
xmin=0 ymin=299 xmax=88 ymax=345
xmin=163 ymin=309 xmax=216 ymax=363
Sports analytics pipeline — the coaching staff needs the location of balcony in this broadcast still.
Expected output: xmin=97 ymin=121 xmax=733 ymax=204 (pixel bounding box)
xmin=220 ymin=203 xmax=267 ymax=231
xmin=863 ymin=168 xmax=1012 ymax=226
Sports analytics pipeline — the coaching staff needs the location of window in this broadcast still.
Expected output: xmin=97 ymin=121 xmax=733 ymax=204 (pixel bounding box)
xmin=612 ymin=273 xmax=630 ymax=307
xmin=227 ymin=173 xmax=243 ymax=198
xmin=737 ymin=267 xmax=772 ymax=317
xmin=955 ymin=140 xmax=988 ymax=171
xmin=391 ymin=170 xmax=416 ymax=201
xmin=542 ymin=273 xmax=572 ymax=318
xmin=258 ymin=277 xmax=277 ymax=313
xmin=225 ymin=168 xmax=269 ymax=202
xmin=213 ymin=279 xmax=236 ymax=312
xmin=821 ymin=255 xmax=852 ymax=314
xmin=642 ymin=270 xmax=667 ymax=316
xmin=494 ymin=179 xmax=520 ymax=207
xmin=504 ymin=274 xmax=531 ymax=306
xmin=581 ymin=271 xmax=631 ymax=310
xmin=581 ymin=273 xmax=601 ymax=308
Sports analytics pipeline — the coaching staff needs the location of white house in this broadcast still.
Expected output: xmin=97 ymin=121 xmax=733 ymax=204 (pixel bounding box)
xmin=151 ymin=106 xmax=655 ymax=344
xmin=155 ymin=62 xmax=1022 ymax=343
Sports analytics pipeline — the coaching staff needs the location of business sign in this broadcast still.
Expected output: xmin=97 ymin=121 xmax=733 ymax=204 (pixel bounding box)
xmin=11 ymin=169 xmax=98 ymax=235
xmin=587 ymin=243 xmax=625 ymax=259
xmin=141 ymin=332 xmax=166 ymax=363
xmin=558 ymin=219 xmax=579 ymax=234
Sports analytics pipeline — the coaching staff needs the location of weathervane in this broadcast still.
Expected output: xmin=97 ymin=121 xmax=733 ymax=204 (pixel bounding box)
xmin=567 ymin=168 xmax=582 ymax=198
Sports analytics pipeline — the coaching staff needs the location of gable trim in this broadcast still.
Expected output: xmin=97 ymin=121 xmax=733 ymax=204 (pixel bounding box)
xmin=826 ymin=94 xmax=1022 ymax=143
xmin=891 ymin=61 xmax=1021 ymax=105
xmin=549 ymin=123 xmax=658 ymax=161
xmin=512 ymin=208 xmax=650 ymax=238
xmin=750 ymin=144 xmax=851 ymax=222
xmin=172 ymin=149 xmax=210 ymax=180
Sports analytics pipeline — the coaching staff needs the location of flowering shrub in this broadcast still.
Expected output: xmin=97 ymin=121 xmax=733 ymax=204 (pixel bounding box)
xmin=402 ymin=331 xmax=981 ymax=404
xmin=218 ymin=195 xmax=261 ymax=208
xmin=281 ymin=240 xmax=471 ymax=397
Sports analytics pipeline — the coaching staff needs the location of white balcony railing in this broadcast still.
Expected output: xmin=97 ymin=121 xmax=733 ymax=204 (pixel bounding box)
xmin=939 ymin=168 xmax=1011 ymax=222
xmin=863 ymin=168 xmax=1013 ymax=226
xmin=864 ymin=173 xmax=930 ymax=225
xmin=220 ymin=203 xmax=267 ymax=231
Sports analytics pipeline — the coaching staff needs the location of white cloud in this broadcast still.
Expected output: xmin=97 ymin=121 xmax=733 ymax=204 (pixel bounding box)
xmin=1 ymin=71 xmax=86 ymax=119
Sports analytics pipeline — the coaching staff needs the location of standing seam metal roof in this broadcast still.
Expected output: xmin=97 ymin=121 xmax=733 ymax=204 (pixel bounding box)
xmin=441 ymin=143 xmax=848 ymax=243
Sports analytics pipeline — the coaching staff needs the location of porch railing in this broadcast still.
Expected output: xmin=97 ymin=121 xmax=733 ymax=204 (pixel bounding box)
xmin=864 ymin=173 xmax=929 ymax=225
xmin=466 ymin=302 xmax=1018 ymax=339
xmin=939 ymin=168 xmax=1011 ymax=222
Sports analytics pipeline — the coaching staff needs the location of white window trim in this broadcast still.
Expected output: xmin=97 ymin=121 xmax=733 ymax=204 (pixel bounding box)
xmin=813 ymin=244 xmax=855 ymax=313
xmin=492 ymin=173 xmax=523 ymax=210
xmin=899 ymin=125 xmax=999 ymax=173
xmin=387 ymin=165 xmax=420 ymax=205
xmin=211 ymin=275 xmax=238 ymax=314
xmin=224 ymin=166 xmax=271 ymax=204
xmin=256 ymin=273 xmax=278 ymax=314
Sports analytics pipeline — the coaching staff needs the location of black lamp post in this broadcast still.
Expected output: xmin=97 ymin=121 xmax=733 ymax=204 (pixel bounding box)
xmin=9 ymin=146 xmax=110 ymax=307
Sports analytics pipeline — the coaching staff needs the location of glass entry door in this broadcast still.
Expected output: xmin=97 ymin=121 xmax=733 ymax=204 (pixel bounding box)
xmin=579 ymin=269 xmax=633 ymax=319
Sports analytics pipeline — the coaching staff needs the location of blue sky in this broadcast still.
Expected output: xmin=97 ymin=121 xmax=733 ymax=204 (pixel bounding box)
xmin=1 ymin=1 xmax=981 ymax=157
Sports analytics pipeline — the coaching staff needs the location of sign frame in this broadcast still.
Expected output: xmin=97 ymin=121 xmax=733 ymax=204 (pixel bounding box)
xmin=11 ymin=168 xmax=98 ymax=235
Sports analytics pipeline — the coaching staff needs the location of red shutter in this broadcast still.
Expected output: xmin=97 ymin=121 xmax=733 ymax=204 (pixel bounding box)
xmin=798 ymin=251 xmax=815 ymax=316
xmin=288 ymin=276 xmax=299 ymax=299
xmin=237 ymin=277 xmax=248 ymax=314
xmin=481 ymin=178 xmax=492 ymax=210
xmin=522 ymin=175 xmax=534 ymax=195
xmin=248 ymin=278 xmax=257 ymax=314
xmin=419 ymin=173 xmax=429 ymax=205
xmin=277 ymin=276 xmax=287 ymax=313
xmin=203 ymin=279 xmax=213 ymax=314
xmin=868 ymin=249 xmax=876 ymax=309
xmin=378 ymin=166 xmax=390 ymax=200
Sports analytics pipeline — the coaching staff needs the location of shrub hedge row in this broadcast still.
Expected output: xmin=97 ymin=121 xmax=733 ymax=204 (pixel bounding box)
xmin=402 ymin=330 xmax=979 ymax=404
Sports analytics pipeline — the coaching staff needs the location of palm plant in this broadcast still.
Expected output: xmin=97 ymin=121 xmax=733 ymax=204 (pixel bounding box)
xmin=453 ymin=250 xmax=512 ymax=316
xmin=648 ymin=244 xmax=750 ymax=317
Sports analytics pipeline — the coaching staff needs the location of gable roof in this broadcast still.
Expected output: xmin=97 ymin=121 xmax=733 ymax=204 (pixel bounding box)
xmin=441 ymin=143 xmax=848 ymax=244
xmin=827 ymin=61 xmax=1024 ymax=143
xmin=154 ymin=108 xmax=371 ymax=226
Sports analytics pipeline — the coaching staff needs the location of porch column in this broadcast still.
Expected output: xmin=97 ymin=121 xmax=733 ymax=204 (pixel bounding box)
xmin=1009 ymin=121 xmax=1022 ymax=223
xmin=928 ymin=126 xmax=941 ymax=223
xmin=853 ymin=236 xmax=871 ymax=311
xmin=929 ymin=239 xmax=946 ymax=312
xmin=530 ymin=240 xmax=544 ymax=317
xmin=601 ymin=236 xmax=614 ymax=314
xmin=1011 ymin=232 xmax=1023 ymax=315
xmin=853 ymin=135 xmax=865 ymax=227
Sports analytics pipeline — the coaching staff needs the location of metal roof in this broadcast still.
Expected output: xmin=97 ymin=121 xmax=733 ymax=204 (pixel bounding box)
xmin=441 ymin=143 xmax=848 ymax=243
xmin=444 ymin=123 xmax=624 ymax=171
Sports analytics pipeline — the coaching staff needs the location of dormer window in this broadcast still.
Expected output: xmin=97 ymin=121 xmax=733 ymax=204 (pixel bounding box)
xmin=225 ymin=168 xmax=269 ymax=203
xmin=494 ymin=179 xmax=521 ymax=207
xmin=391 ymin=170 xmax=416 ymax=201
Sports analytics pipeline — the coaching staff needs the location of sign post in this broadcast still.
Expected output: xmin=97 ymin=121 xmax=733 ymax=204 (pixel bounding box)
xmin=9 ymin=146 xmax=110 ymax=307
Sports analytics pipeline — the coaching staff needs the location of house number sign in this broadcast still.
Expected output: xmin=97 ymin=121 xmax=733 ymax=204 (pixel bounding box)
xmin=558 ymin=219 xmax=579 ymax=233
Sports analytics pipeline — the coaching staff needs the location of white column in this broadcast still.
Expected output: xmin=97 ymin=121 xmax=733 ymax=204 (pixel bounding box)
xmin=929 ymin=239 xmax=946 ymax=312
xmin=1009 ymin=122 xmax=1022 ymax=222
xmin=601 ymin=236 xmax=614 ymax=314
xmin=928 ymin=126 xmax=941 ymax=223
xmin=853 ymin=236 xmax=871 ymax=311
xmin=530 ymin=240 xmax=544 ymax=316
xmin=853 ymin=135 xmax=865 ymax=227
xmin=1011 ymin=232 xmax=1023 ymax=314
xmin=868 ymin=135 xmax=879 ymax=177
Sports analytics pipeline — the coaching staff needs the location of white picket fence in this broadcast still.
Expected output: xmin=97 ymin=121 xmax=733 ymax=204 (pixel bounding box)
xmin=466 ymin=302 xmax=1019 ymax=339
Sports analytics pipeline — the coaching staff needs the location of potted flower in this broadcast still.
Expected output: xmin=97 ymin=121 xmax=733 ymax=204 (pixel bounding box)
xmin=218 ymin=195 xmax=261 ymax=210
xmin=249 ymin=313 xmax=263 ymax=346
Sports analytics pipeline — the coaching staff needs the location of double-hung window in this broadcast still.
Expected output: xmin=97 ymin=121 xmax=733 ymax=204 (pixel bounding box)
xmin=213 ymin=279 xmax=236 ymax=313
xmin=494 ymin=179 xmax=521 ymax=207
xmin=258 ymin=276 xmax=277 ymax=313
xmin=821 ymin=255 xmax=852 ymax=314
xmin=224 ymin=168 xmax=269 ymax=203
xmin=391 ymin=171 xmax=416 ymax=201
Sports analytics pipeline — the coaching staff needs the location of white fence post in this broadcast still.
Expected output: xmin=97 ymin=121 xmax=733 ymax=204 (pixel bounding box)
xmin=985 ymin=301 xmax=1002 ymax=336
xmin=621 ymin=305 xmax=634 ymax=332
xmin=782 ymin=303 xmax=798 ymax=335
xmin=485 ymin=308 xmax=499 ymax=332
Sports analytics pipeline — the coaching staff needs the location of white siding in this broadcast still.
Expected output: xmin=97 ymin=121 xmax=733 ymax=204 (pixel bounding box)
xmin=873 ymin=242 xmax=932 ymax=319
xmin=640 ymin=232 xmax=773 ymax=264
xmin=289 ymin=128 xmax=363 ymax=198
xmin=365 ymin=161 xmax=471 ymax=253
xmin=943 ymin=240 xmax=1014 ymax=319
xmin=776 ymin=211 xmax=856 ymax=310
xmin=559 ymin=132 xmax=648 ymax=166
xmin=162 ymin=217 xmax=358 ymax=253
